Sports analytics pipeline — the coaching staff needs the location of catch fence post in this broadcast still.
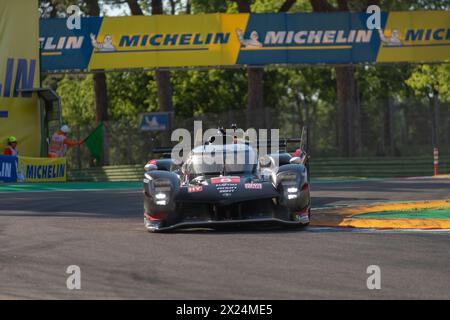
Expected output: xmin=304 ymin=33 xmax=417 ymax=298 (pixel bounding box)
xmin=433 ymin=148 xmax=439 ymax=176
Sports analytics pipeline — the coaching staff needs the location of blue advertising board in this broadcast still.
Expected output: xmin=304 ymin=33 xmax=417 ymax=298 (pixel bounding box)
xmin=0 ymin=155 xmax=18 ymax=183
xmin=139 ymin=112 xmax=170 ymax=132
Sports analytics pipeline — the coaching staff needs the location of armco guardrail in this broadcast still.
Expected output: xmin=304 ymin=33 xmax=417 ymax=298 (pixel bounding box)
xmin=67 ymin=156 xmax=450 ymax=182
xmin=68 ymin=165 xmax=143 ymax=182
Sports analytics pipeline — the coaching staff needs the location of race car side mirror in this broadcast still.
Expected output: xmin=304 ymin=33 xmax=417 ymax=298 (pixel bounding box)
xmin=289 ymin=157 xmax=303 ymax=165
xmin=144 ymin=163 xmax=158 ymax=172
xmin=204 ymin=136 xmax=216 ymax=146
xmin=259 ymin=155 xmax=272 ymax=168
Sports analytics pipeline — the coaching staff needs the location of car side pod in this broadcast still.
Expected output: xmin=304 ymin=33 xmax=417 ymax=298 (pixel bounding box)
xmin=144 ymin=170 xmax=179 ymax=213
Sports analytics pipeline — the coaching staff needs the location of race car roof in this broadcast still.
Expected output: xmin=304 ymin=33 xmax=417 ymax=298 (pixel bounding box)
xmin=191 ymin=143 xmax=254 ymax=154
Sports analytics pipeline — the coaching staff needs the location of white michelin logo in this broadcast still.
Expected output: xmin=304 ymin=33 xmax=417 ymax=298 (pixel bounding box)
xmin=236 ymin=28 xmax=263 ymax=48
xmin=378 ymin=29 xmax=402 ymax=46
xmin=140 ymin=116 xmax=165 ymax=131
xmin=90 ymin=33 xmax=116 ymax=51
xmin=146 ymin=116 xmax=160 ymax=129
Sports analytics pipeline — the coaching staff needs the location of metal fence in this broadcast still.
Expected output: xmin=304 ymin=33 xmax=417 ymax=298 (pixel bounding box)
xmin=64 ymin=102 xmax=449 ymax=169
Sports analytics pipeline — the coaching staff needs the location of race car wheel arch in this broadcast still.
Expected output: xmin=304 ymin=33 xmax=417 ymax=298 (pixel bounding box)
xmin=144 ymin=170 xmax=180 ymax=216
xmin=276 ymin=164 xmax=310 ymax=211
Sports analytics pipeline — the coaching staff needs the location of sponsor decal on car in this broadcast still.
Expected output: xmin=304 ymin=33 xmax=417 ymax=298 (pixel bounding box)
xmin=210 ymin=177 xmax=240 ymax=196
xmin=215 ymin=183 xmax=238 ymax=197
xmin=244 ymin=183 xmax=262 ymax=189
xmin=188 ymin=185 xmax=203 ymax=193
xmin=211 ymin=176 xmax=241 ymax=184
xmin=294 ymin=211 xmax=310 ymax=224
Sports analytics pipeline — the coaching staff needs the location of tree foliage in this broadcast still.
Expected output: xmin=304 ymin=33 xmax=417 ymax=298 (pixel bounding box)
xmin=406 ymin=65 xmax=450 ymax=102
xmin=41 ymin=0 xmax=450 ymax=161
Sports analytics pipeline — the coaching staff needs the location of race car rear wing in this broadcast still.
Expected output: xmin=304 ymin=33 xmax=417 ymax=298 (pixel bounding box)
xmin=152 ymin=126 xmax=309 ymax=156
xmin=152 ymin=147 xmax=173 ymax=154
xmin=251 ymin=126 xmax=308 ymax=154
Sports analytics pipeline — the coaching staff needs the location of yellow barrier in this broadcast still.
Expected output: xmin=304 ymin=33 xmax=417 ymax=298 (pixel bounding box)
xmin=0 ymin=0 xmax=41 ymax=156
xmin=18 ymin=156 xmax=67 ymax=183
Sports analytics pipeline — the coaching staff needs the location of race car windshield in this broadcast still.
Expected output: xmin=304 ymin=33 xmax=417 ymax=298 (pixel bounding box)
xmin=190 ymin=145 xmax=257 ymax=175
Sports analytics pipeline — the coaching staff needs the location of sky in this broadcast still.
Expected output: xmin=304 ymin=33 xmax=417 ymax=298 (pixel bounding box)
xmin=103 ymin=4 xmax=130 ymax=16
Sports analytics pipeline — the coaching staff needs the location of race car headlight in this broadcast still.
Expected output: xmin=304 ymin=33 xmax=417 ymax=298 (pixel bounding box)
xmin=277 ymin=173 xmax=297 ymax=189
xmin=155 ymin=193 xmax=166 ymax=200
xmin=277 ymin=172 xmax=297 ymax=183
xmin=150 ymin=179 xmax=172 ymax=206
xmin=152 ymin=179 xmax=172 ymax=193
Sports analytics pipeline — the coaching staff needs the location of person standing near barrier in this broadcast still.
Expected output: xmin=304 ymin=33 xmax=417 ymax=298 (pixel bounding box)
xmin=3 ymin=136 xmax=19 ymax=156
xmin=48 ymin=125 xmax=84 ymax=158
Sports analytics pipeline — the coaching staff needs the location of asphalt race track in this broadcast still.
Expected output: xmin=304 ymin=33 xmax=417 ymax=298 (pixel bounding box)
xmin=0 ymin=177 xmax=449 ymax=299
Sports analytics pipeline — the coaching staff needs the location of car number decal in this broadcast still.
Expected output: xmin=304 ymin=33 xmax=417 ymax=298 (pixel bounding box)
xmin=211 ymin=177 xmax=241 ymax=184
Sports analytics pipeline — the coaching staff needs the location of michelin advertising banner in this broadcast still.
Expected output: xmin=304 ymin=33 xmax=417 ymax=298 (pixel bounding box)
xmin=1 ymin=0 xmax=41 ymax=156
xmin=39 ymin=11 xmax=450 ymax=72
xmin=17 ymin=156 xmax=67 ymax=183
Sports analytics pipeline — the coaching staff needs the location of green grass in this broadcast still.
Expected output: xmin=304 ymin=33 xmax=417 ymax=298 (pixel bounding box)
xmin=0 ymin=181 xmax=142 ymax=192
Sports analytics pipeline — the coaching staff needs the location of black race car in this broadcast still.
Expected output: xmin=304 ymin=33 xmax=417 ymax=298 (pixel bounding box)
xmin=143 ymin=128 xmax=311 ymax=232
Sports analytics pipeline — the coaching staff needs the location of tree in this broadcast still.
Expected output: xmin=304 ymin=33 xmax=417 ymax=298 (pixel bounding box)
xmin=309 ymin=0 xmax=380 ymax=157
xmin=406 ymin=64 xmax=450 ymax=148
xmin=124 ymin=0 xmax=174 ymax=115
xmin=56 ymin=75 xmax=96 ymax=125
xmin=150 ymin=0 xmax=174 ymax=117
xmin=190 ymin=0 xmax=228 ymax=13
xmin=39 ymin=0 xmax=111 ymax=164
xmin=43 ymin=0 xmax=450 ymax=165
xmin=120 ymin=0 xmax=174 ymax=145
xmin=85 ymin=0 xmax=110 ymax=165
xmin=229 ymin=0 xmax=298 ymax=129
